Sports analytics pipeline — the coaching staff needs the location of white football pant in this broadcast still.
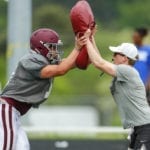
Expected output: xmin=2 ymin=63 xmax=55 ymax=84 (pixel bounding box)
xmin=0 ymin=103 xmax=30 ymax=150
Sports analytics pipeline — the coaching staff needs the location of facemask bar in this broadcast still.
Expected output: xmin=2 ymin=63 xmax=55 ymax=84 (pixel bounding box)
xmin=40 ymin=40 xmax=64 ymax=64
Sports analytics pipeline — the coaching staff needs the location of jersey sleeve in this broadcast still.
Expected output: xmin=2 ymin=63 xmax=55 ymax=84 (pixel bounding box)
xmin=20 ymin=54 xmax=49 ymax=78
xmin=115 ymin=65 xmax=134 ymax=82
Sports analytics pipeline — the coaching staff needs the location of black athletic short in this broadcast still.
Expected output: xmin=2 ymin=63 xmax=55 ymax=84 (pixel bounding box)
xmin=129 ymin=124 xmax=150 ymax=150
xmin=146 ymin=90 xmax=150 ymax=106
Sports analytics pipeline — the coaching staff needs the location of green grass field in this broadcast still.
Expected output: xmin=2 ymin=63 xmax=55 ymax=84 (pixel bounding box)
xmin=28 ymin=132 xmax=128 ymax=140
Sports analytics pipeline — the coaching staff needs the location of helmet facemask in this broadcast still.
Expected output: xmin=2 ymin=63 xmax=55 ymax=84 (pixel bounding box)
xmin=40 ymin=40 xmax=63 ymax=64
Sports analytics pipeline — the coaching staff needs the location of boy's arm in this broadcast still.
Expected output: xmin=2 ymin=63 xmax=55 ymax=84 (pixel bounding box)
xmin=40 ymin=36 xmax=87 ymax=78
xmin=40 ymin=48 xmax=79 ymax=78
xmin=86 ymin=37 xmax=116 ymax=77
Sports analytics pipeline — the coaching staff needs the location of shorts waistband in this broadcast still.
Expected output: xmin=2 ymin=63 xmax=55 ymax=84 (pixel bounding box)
xmin=0 ymin=97 xmax=32 ymax=115
xmin=134 ymin=123 xmax=150 ymax=129
xmin=0 ymin=97 xmax=21 ymax=116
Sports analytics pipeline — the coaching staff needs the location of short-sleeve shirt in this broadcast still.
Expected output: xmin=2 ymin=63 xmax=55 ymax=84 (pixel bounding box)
xmin=110 ymin=64 xmax=150 ymax=129
xmin=134 ymin=45 xmax=150 ymax=84
xmin=1 ymin=52 xmax=53 ymax=106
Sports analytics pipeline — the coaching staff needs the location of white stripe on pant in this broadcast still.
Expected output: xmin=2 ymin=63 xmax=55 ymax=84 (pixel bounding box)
xmin=0 ymin=103 xmax=30 ymax=150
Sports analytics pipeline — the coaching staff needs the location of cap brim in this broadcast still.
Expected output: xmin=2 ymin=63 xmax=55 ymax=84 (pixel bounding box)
xmin=109 ymin=46 xmax=122 ymax=53
xmin=109 ymin=46 xmax=137 ymax=61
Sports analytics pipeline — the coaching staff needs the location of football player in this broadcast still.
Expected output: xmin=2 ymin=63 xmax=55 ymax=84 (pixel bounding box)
xmin=0 ymin=28 xmax=85 ymax=150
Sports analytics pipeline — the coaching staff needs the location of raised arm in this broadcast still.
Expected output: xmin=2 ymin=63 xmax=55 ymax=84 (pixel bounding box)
xmin=85 ymin=31 xmax=116 ymax=76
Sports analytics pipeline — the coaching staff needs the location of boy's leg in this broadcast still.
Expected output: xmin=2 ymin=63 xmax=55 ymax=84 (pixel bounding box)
xmin=16 ymin=127 xmax=30 ymax=150
xmin=12 ymin=106 xmax=30 ymax=150
xmin=0 ymin=103 xmax=30 ymax=150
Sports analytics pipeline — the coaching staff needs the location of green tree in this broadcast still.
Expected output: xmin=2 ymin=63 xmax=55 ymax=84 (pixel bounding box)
xmin=118 ymin=0 xmax=150 ymax=28
xmin=0 ymin=1 xmax=7 ymax=54
xmin=32 ymin=3 xmax=74 ymax=46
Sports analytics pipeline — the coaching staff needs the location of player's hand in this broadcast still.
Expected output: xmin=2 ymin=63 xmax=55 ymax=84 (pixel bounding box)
xmin=84 ymin=29 xmax=91 ymax=39
xmin=91 ymin=24 xmax=98 ymax=36
xmin=75 ymin=33 xmax=87 ymax=50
